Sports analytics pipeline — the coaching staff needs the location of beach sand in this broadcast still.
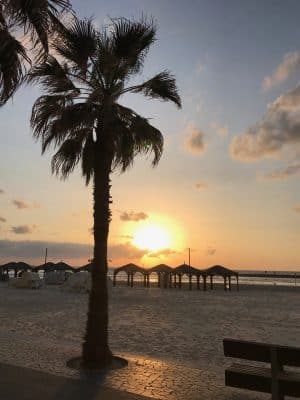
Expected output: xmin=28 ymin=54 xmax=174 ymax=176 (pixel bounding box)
xmin=0 ymin=282 xmax=299 ymax=398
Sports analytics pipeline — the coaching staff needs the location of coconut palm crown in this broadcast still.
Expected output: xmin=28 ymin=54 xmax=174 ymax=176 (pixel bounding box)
xmin=28 ymin=16 xmax=181 ymax=368
xmin=0 ymin=0 xmax=71 ymax=105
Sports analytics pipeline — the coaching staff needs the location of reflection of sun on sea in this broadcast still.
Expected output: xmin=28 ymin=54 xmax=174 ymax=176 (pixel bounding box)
xmin=132 ymin=224 xmax=171 ymax=251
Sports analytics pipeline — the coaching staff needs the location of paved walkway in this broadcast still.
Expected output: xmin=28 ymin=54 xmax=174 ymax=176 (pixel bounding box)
xmin=0 ymin=331 xmax=267 ymax=399
xmin=0 ymin=363 xmax=150 ymax=400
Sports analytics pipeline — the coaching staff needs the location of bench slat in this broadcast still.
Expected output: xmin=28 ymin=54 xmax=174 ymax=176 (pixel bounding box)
xmin=225 ymin=363 xmax=271 ymax=394
xmin=226 ymin=363 xmax=300 ymax=397
xmin=224 ymin=338 xmax=300 ymax=367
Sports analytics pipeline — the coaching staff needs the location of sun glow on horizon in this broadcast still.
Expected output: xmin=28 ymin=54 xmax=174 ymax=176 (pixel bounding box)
xmin=132 ymin=224 xmax=171 ymax=251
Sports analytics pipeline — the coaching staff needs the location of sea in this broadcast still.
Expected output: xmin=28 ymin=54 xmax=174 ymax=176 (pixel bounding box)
xmin=6 ymin=268 xmax=300 ymax=288
xmin=107 ymin=269 xmax=300 ymax=288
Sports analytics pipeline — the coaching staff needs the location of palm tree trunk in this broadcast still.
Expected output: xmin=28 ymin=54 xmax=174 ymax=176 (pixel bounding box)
xmin=82 ymin=137 xmax=113 ymax=368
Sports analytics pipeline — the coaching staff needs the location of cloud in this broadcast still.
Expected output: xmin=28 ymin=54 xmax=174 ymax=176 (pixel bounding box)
xmin=0 ymin=189 xmax=4 ymax=194
xmin=231 ymin=84 xmax=300 ymax=161
xmin=12 ymin=200 xmax=30 ymax=209
xmin=109 ymin=242 xmax=148 ymax=260
xmin=0 ymin=239 xmax=148 ymax=265
xmin=206 ymin=247 xmax=216 ymax=256
xmin=12 ymin=199 xmax=41 ymax=210
xmin=211 ymin=122 xmax=228 ymax=137
xmin=119 ymin=235 xmax=134 ymax=240
xmin=0 ymin=216 xmax=6 ymax=223
xmin=0 ymin=239 xmax=92 ymax=260
xmin=195 ymin=182 xmax=208 ymax=190
xmin=184 ymin=123 xmax=207 ymax=155
xmin=11 ymin=225 xmax=35 ymax=234
xmin=294 ymin=205 xmax=300 ymax=213
xmin=262 ymin=162 xmax=300 ymax=180
xmin=120 ymin=211 xmax=148 ymax=222
xmin=147 ymin=248 xmax=180 ymax=258
xmin=263 ymin=51 xmax=300 ymax=90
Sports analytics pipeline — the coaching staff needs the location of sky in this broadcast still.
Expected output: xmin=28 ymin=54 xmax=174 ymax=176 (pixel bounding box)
xmin=1 ymin=0 xmax=300 ymax=270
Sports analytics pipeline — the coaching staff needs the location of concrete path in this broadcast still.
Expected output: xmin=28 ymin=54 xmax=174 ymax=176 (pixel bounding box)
xmin=0 ymin=330 xmax=268 ymax=399
xmin=0 ymin=362 xmax=150 ymax=400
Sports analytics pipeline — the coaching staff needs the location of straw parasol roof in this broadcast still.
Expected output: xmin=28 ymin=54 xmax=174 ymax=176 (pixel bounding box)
xmin=175 ymin=264 xmax=201 ymax=275
xmin=0 ymin=261 xmax=34 ymax=271
xmin=114 ymin=263 xmax=145 ymax=274
xmin=76 ymin=262 xmax=93 ymax=272
xmin=204 ymin=265 xmax=238 ymax=277
xmin=149 ymin=264 xmax=172 ymax=274
xmin=54 ymin=261 xmax=74 ymax=272
xmin=37 ymin=262 xmax=73 ymax=272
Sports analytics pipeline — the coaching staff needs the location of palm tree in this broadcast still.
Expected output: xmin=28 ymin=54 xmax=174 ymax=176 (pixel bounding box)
xmin=28 ymin=16 xmax=181 ymax=368
xmin=0 ymin=0 xmax=71 ymax=105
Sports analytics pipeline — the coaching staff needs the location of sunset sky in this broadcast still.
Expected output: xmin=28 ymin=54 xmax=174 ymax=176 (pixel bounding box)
xmin=1 ymin=0 xmax=300 ymax=270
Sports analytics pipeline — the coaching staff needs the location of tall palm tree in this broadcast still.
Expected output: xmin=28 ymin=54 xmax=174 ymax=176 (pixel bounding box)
xmin=28 ymin=16 xmax=181 ymax=368
xmin=0 ymin=0 xmax=71 ymax=105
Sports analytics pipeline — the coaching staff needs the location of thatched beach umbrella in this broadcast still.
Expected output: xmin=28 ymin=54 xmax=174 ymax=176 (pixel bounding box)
xmin=113 ymin=263 xmax=146 ymax=287
xmin=0 ymin=261 xmax=34 ymax=277
xmin=203 ymin=265 xmax=239 ymax=291
xmin=76 ymin=262 xmax=93 ymax=273
xmin=174 ymin=263 xmax=202 ymax=290
xmin=149 ymin=264 xmax=172 ymax=288
xmin=36 ymin=262 xmax=57 ymax=272
xmin=54 ymin=262 xmax=74 ymax=272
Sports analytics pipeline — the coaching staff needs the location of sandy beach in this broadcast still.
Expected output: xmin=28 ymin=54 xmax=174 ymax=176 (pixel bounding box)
xmin=1 ymin=283 xmax=300 ymax=374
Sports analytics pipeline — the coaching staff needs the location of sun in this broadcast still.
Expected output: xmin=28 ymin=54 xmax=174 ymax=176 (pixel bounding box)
xmin=132 ymin=224 xmax=171 ymax=251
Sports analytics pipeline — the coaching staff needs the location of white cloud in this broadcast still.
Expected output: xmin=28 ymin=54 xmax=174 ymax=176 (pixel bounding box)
xmin=12 ymin=199 xmax=41 ymax=209
xmin=12 ymin=200 xmax=30 ymax=209
xmin=11 ymin=225 xmax=35 ymax=234
xmin=0 ymin=239 xmax=147 ymax=264
xmin=120 ymin=211 xmax=148 ymax=222
xmin=195 ymin=182 xmax=208 ymax=190
xmin=108 ymin=242 xmax=148 ymax=260
xmin=184 ymin=123 xmax=207 ymax=155
xmin=263 ymin=51 xmax=300 ymax=90
xmin=231 ymin=84 xmax=300 ymax=161
xmin=262 ymin=162 xmax=300 ymax=180
xmin=147 ymin=248 xmax=179 ymax=258
xmin=211 ymin=122 xmax=228 ymax=137
xmin=206 ymin=247 xmax=216 ymax=256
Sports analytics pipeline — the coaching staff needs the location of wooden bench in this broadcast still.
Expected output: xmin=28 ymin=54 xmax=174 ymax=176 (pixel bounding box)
xmin=223 ymin=338 xmax=300 ymax=399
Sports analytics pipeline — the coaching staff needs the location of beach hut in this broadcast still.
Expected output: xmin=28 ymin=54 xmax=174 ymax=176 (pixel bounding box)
xmin=113 ymin=263 xmax=147 ymax=287
xmin=203 ymin=265 xmax=239 ymax=291
xmin=149 ymin=264 xmax=173 ymax=288
xmin=173 ymin=264 xmax=203 ymax=290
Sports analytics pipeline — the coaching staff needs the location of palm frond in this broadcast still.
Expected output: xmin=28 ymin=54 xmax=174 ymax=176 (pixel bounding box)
xmin=112 ymin=104 xmax=163 ymax=172
xmin=0 ymin=26 xmax=30 ymax=104
xmin=2 ymin=0 xmax=72 ymax=53
xmin=31 ymin=95 xmax=94 ymax=154
xmin=27 ymin=55 xmax=77 ymax=94
xmin=111 ymin=17 xmax=156 ymax=77
xmin=51 ymin=137 xmax=84 ymax=179
xmin=53 ymin=17 xmax=97 ymax=76
xmin=31 ymin=94 xmax=71 ymax=140
xmin=127 ymin=71 xmax=181 ymax=108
